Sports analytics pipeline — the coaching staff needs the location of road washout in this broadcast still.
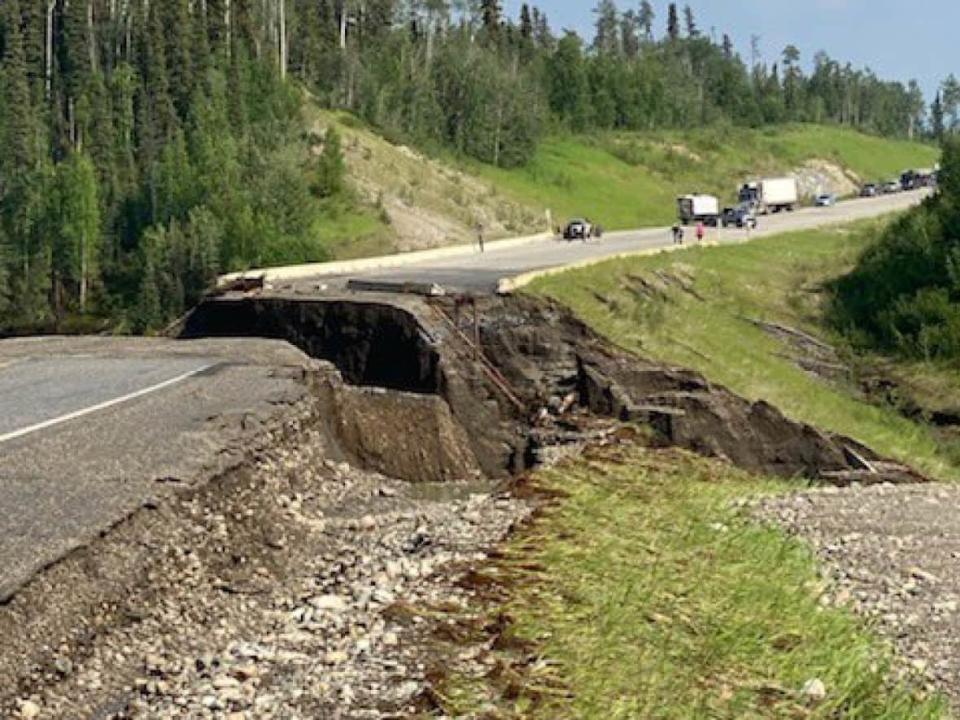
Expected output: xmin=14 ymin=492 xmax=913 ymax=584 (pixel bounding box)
xmin=0 ymin=292 xmax=932 ymax=717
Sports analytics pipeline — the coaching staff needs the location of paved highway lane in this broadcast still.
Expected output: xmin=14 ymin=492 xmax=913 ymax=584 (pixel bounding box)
xmin=0 ymin=338 xmax=316 ymax=603
xmin=0 ymin=356 xmax=212 ymax=443
xmin=270 ymin=189 xmax=929 ymax=294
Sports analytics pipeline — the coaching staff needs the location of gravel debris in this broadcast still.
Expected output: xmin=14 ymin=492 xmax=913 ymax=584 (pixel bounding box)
xmin=1 ymin=424 xmax=529 ymax=718
xmin=757 ymin=482 xmax=960 ymax=702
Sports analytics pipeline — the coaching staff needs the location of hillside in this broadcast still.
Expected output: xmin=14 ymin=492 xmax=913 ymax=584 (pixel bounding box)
xmin=306 ymin=107 xmax=546 ymax=257
xmin=462 ymin=124 xmax=939 ymax=231
xmin=528 ymin=219 xmax=960 ymax=482
xmin=320 ymin=117 xmax=938 ymax=256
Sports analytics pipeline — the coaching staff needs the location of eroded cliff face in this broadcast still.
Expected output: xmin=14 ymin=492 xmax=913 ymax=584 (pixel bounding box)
xmin=184 ymin=293 xmax=922 ymax=485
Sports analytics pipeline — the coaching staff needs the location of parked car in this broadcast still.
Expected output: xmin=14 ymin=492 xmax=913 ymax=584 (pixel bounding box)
xmin=882 ymin=180 xmax=901 ymax=194
xmin=815 ymin=193 xmax=837 ymax=207
xmin=860 ymin=183 xmax=878 ymax=197
xmin=562 ymin=218 xmax=602 ymax=241
xmin=721 ymin=204 xmax=758 ymax=229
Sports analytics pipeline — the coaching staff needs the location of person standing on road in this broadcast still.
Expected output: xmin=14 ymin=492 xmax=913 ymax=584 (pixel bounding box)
xmin=476 ymin=222 xmax=485 ymax=253
xmin=672 ymin=224 xmax=684 ymax=245
xmin=696 ymin=221 xmax=706 ymax=243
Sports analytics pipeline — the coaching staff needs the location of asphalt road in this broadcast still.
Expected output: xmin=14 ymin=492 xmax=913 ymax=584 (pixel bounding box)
xmin=276 ymin=189 xmax=928 ymax=294
xmin=0 ymin=338 xmax=315 ymax=603
xmin=0 ymin=356 xmax=212 ymax=443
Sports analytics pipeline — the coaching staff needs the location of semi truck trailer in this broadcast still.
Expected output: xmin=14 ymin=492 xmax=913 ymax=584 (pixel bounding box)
xmin=738 ymin=177 xmax=799 ymax=214
xmin=677 ymin=194 xmax=720 ymax=226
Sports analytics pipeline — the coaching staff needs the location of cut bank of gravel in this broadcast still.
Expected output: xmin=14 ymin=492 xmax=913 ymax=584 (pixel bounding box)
xmin=758 ymin=483 xmax=960 ymax=705
xmin=0 ymin=414 xmax=529 ymax=719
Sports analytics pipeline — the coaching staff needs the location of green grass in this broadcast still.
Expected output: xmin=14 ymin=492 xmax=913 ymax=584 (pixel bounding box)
xmin=313 ymin=204 xmax=394 ymax=260
xmin=465 ymin=125 xmax=938 ymax=231
xmin=438 ymin=446 xmax=946 ymax=719
xmin=772 ymin=125 xmax=940 ymax=181
xmin=529 ymin=220 xmax=960 ymax=481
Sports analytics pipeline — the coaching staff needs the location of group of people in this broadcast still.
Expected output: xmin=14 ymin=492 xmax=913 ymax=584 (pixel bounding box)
xmin=671 ymin=221 xmax=706 ymax=245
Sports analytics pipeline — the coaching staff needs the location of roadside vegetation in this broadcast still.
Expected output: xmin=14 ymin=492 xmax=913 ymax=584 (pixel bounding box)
xmin=435 ymin=444 xmax=947 ymax=719
xmin=830 ymin=137 xmax=960 ymax=361
xmin=529 ymin=219 xmax=960 ymax=481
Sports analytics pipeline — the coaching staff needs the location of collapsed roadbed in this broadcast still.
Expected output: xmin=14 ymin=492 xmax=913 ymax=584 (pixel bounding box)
xmin=184 ymin=292 xmax=921 ymax=486
xmin=0 ymin=292 xmax=926 ymax=717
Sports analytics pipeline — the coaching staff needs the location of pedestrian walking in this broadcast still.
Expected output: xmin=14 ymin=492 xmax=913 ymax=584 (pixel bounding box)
xmin=671 ymin=224 xmax=684 ymax=245
xmin=476 ymin=222 xmax=485 ymax=253
xmin=696 ymin=221 xmax=706 ymax=243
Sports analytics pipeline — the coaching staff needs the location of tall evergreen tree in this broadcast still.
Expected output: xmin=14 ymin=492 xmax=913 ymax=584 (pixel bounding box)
xmin=638 ymin=1 xmax=655 ymax=41
xmin=592 ymin=0 xmax=619 ymax=56
xmin=479 ymin=0 xmax=501 ymax=37
xmin=932 ymin=91 xmax=946 ymax=142
xmin=666 ymin=4 xmax=679 ymax=42
xmin=683 ymin=5 xmax=697 ymax=38
xmin=519 ymin=4 xmax=533 ymax=39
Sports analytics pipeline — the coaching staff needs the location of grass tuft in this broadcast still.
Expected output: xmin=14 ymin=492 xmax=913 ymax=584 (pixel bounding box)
xmin=439 ymin=446 xmax=947 ymax=719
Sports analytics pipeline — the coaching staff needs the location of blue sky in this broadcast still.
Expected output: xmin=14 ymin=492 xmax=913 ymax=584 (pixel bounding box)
xmin=504 ymin=1 xmax=956 ymax=99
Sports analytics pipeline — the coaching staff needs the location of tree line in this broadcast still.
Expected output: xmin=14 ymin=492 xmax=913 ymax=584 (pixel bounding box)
xmin=829 ymin=139 xmax=960 ymax=361
xmin=0 ymin=0 xmax=942 ymax=332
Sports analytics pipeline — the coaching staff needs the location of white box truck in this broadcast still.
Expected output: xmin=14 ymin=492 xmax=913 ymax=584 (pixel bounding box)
xmin=677 ymin=194 xmax=720 ymax=226
xmin=739 ymin=177 xmax=799 ymax=214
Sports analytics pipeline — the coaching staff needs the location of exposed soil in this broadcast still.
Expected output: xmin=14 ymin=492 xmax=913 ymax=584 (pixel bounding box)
xmin=185 ymin=293 xmax=926 ymax=486
xmin=794 ymin=159 xmax=861 ymax=198
xmin=0 ymin=402 xmax=530 ymax=718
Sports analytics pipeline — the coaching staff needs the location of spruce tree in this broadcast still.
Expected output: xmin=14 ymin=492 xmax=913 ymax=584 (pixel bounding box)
xmin=666 ymin=4 xmax=679 ymax=42
xmin=480 ymin=0 xmax=501 ymax=37
xmin=164 ymin=0 xmax=197 ymax=118
xmin=638 ymin=1 xmax=655 ymax=41
xmin=3 ymin=0 xmax=38 ymax=172
xmin=932 ymin=92 xmax=945 ymax=142
xmin=519 ymin=4 xmax=533 ymax=39
xmin=683 ymin=5 xmax=698 ymax=37
xmin=315 ymin=126 xmax=345 ymax=198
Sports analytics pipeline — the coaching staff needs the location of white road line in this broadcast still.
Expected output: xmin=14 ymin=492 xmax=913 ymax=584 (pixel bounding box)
xmin=0 ymin=364 xmax=214 ymax=445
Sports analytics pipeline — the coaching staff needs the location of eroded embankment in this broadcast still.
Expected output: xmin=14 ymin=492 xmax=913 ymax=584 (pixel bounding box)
xmin=0 ymin=292 xmax=929 ymax=716
xmin=184 ymin=293 xmax=922 ymax=485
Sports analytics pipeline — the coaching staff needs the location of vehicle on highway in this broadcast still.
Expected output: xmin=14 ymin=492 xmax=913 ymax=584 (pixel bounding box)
xmin=815 ymin=193 xmax=837 ymax=207
xmin=677 ymin=194 xmax=720 ymax=226
xmin=738 ymin=177 xmax=798 ymax=214
xmin=882 ymin=180 xmax=901 ymax=194
xmin=860 ymin=183 xmax=878 ymax=197
xmin=561 ymin=218 xmax=602 ymax=241
xmin=901 ymin=170 xmax=920 ymax=191
xmin=721 ymin=204 xmax=758 ymax=229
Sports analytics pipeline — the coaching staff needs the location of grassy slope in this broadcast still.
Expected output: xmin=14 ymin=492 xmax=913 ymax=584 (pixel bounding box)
xmin=294 ymin=103 xmax=938 ymax=259
xmin=438 ymin=446 xmax=946 ymax=719
xmin=465 ymin=125 xmax=938 ymax=231
xmin=305 ymin=106 xmax=545 ymax=257
xmin=529 ymin=220 xmax=960 ymax=481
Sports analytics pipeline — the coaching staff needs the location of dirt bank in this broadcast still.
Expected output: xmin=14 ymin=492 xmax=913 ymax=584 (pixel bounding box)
xmin=186 ymin=293 xmax=924 ymax=485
